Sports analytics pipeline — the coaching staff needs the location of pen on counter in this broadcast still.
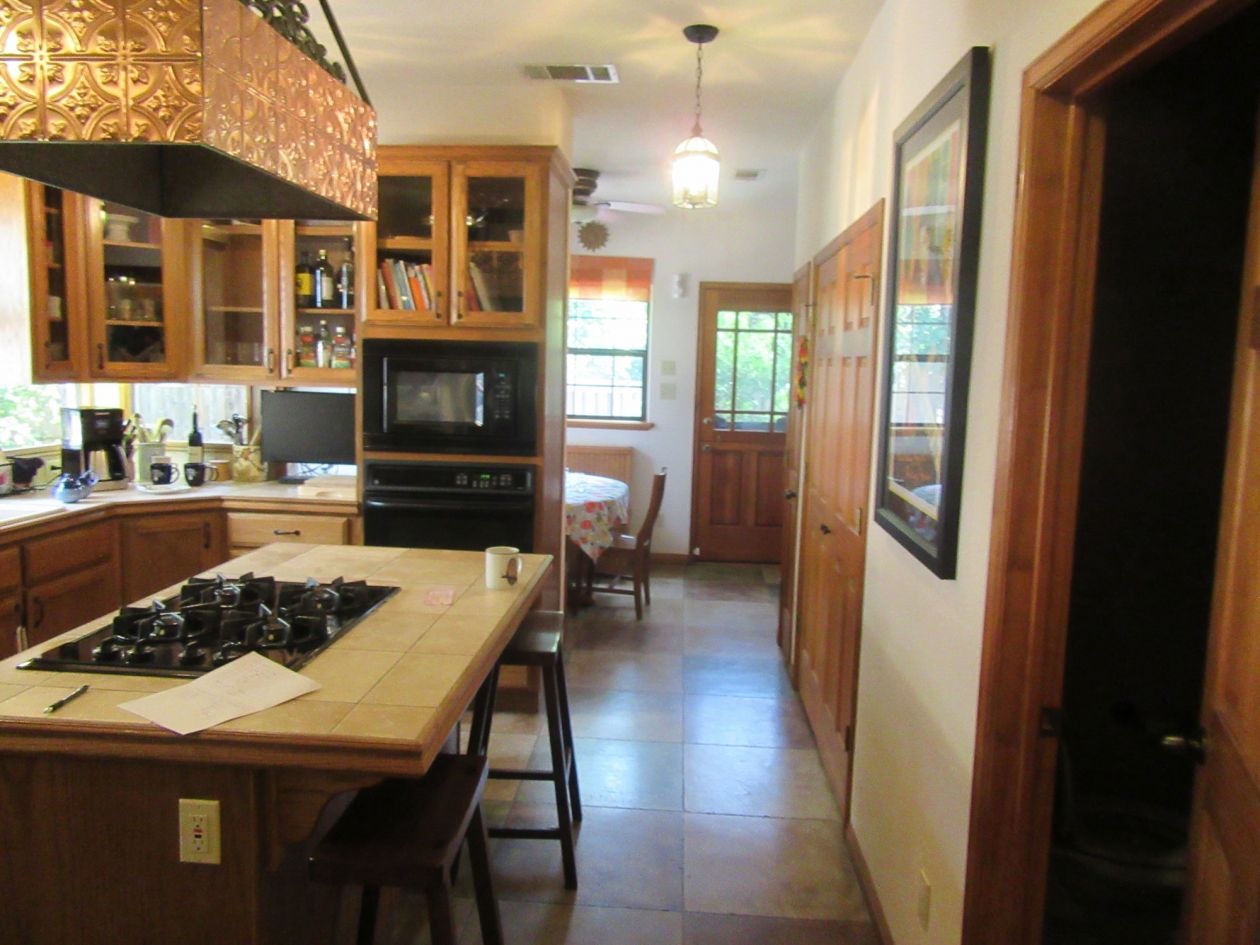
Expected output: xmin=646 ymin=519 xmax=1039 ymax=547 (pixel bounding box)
xmin=43 ymin=684 xmax=89 ymax=715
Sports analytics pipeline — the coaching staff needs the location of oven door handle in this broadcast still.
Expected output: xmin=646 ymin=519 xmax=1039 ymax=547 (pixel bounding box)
xmin=364 ymin=497 xmax=534 ymax=514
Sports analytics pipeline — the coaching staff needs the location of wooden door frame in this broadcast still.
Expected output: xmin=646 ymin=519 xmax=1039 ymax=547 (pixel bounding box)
xmin=688 ymin=281 xmax=794 ymax=560
xmin=963 ymin=0 xmax=1253 ymax=942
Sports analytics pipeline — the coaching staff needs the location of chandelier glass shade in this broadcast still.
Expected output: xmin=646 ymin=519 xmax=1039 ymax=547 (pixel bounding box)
xmin=671 ymin=24 xmax=719 ymax=210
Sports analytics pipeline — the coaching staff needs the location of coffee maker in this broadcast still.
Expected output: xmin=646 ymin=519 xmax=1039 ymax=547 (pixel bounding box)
xmin=61 ymin=408 xmax=129 ymax=491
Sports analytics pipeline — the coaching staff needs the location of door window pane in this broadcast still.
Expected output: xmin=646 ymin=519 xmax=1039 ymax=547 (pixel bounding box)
xmin=713 ymin=308 xmax=794 ymax=433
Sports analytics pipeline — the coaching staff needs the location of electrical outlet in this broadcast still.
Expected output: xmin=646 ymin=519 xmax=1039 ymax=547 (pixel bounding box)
xmin=917 ymin=868 xmax=932 ymax=931
xmin=179 ymin=798 xmax=221 ymax=865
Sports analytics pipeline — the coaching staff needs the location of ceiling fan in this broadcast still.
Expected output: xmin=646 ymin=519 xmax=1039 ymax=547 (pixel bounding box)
xmin=571 ymin=168 xmax=663 ymax=250
xmin=572 ymin=168 xmax=665 ymax=220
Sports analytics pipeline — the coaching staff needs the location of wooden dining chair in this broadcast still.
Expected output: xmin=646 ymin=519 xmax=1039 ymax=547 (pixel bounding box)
xmin=586 ymin=470 xmax=666 ymax=619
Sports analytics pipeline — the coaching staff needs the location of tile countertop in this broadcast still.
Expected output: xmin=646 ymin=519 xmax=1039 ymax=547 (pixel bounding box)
xmin=0 ymin=543 xmax=554 ymax=778
xmin=0 ymin=479 xmax=356 ymax=530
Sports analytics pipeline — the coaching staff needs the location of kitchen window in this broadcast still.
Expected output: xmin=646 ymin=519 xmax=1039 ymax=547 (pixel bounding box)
xmin=567 ymin=256 xmax=653 ymax=422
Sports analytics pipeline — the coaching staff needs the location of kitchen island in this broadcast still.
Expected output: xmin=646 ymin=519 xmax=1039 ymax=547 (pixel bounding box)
xmin=0 ymin=542 xmax=552 ymax=945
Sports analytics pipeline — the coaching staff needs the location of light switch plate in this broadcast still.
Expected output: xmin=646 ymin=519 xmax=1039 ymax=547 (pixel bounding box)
xmin=179 ymin=798 xmax=221 ymax=865
xmin=660 ymin=382 xmax=677 ymax=401
xmin=660 ymin=359 xmax=677 ymax=376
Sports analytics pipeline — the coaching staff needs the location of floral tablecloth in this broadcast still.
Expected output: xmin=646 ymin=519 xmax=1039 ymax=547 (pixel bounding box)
xmin=564 ymin=471 xmax=630 ymax=561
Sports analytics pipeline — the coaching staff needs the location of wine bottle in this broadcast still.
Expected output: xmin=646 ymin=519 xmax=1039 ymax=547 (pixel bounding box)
xmin=336 ymin=238 xmax=355 ymax=308
xmin=295 ymin=251 xmax=314 ymax=308
xmin=314 ymin=249 xmax=335 ymax=308
xmin=188 ymin=408 xmax=203 ymax=464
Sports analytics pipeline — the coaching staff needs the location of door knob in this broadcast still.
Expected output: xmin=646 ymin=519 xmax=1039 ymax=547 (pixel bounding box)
xmin=702 ymin=416 xmax=714 ymax=426
xmin=784 ymin=489 xmax=797 ymax=499
xmin=1160 ymin=730 xmax=1206 ymax=764
xmin=701 ymin=444 xmax=712 ymax=452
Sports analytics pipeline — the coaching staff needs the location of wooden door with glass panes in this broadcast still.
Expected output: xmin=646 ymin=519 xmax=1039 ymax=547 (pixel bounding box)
xmin=691 ymin=283 xmax=793 ymax=562
xmin=450 ymin=161 xmax=542 ymax=328
xmin=365 ymin=159 xmax=451 ymax=326
xmin=84 ymin=199 xmax=186 ymax=379
xmin=279 ymin=223 xmax=360 ymax=385
xmin=27 ymin=183 xmax=86 ymax=381
xmin=192 ymin=220 xmax=280 ymax=383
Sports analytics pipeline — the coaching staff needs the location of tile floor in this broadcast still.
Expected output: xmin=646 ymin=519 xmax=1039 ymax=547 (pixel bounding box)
xmin=373 ymin=562 xmax=876 ymax=945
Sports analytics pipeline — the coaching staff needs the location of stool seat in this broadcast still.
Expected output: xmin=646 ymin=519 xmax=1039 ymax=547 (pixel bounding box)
xmin=469 ymin=609 xmax=581 ymax=889
xmin=310 ymin=754 xmax=501 ymax=945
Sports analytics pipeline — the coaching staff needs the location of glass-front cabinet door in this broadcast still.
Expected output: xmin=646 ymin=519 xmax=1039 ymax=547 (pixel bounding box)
xmin=280 ymin=222 xmax=360 ymax=384
xmin=365 ymin=161 xmax=450 ymax=326
xmin=192 ymin=220 xmax=279 ymax=382
xmin=84 ymin=199 xmax=184 ymax=379
xmin=27 ymin=183 xmax=84 ymax=380
xmin=450 ymin=161 xmax=540 ymax=327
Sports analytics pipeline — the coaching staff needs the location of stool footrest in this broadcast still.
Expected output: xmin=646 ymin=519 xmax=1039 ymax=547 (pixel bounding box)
xmin=489 ymin=759 xmax=572 ymax=781
xmin=490 ymin=826 xmax=565 ymax=840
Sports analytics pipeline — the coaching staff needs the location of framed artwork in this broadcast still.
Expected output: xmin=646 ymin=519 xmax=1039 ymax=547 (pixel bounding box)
xmin=874 ymin=47 xmax=991 ymax=578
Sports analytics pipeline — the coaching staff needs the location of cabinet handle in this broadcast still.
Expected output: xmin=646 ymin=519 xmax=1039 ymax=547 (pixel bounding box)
xmin=286 ymin=348 xmax=295 ymax=371
xmin=434 ymin=290 xmax=444 ymax=320
xmin=266 ymin=348 xmax=276 ymax=371
xmin=31 ymin=597 xmax=43 ymax=630
xmin=820 ymin=523 xmax=832 ymax=535
xmin=97 ymin=343 xmax=105 ymax=370
xmin=44 ymin=339 xmax=53 ymax=368
xmin=784 ymin=489 xmax=797 ymax=499
xmin=455 ymin=290 xmax=464 ymax=321
xmin=202 ymin=521 xmax=211 ymax=550
xmin=273 ymin=529 xmax=301 ymax=536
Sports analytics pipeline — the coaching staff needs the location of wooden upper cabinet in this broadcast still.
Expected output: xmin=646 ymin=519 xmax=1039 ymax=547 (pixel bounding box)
xmin=83 ymin=198 xmax=188 ymax=380
xmin=190 ymin=219 xmax=280 ymax=383
xmin=278 ymin=222 xmax=359 ymax=385
xmin=364 ymin=159 xmax=451 ymax=327
xmin=27 ymin=182 xmax=88 ymax=381
xmin=365 ymin=147 xmax=560 ymax=331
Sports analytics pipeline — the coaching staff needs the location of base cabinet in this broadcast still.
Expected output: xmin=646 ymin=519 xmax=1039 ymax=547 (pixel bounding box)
xmin=119 ymin=511 xmax=226 ymax=603
xmin=24 ymin=559 xmax=121 ymax=648
xmin=226 ymin=511 xmax=353 ymax=559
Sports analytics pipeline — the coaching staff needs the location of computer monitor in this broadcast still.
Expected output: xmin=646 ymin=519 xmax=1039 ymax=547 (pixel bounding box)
xmin=260 ymin=390 xmax=356 ymax=466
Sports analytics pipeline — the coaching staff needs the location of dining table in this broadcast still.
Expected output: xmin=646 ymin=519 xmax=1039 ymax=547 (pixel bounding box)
xmin=563 ymin=470 xmax=630 ymax=610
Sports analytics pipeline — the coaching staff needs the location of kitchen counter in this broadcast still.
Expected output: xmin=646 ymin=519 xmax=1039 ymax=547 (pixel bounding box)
xmin=0 ymin=542 xmax=551 ymax=774
xmin=0 ymin=543 xmax=553 ymax=945
xmin=0 ymin=479 xmax=357 ymax=532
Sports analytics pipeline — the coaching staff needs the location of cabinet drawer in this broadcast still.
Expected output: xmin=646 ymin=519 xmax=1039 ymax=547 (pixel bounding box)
xmin=0 ymin=545 xmax=21 ymax=594
xmin=227 ymin=513 xmax=350 ymax=549
xmin=23 ymin=520 xmax=115 ymax=585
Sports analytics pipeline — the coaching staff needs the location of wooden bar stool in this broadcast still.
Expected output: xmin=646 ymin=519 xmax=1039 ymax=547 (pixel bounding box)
xmin=468 ymin=610 xmax=582 ymax=889
xmin=308 ymin=754 xmax=502 ymax=945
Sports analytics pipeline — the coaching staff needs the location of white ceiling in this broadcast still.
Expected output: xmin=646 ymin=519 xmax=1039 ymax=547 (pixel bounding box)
xmin=319 ymin=0 xmax=882 ymax=207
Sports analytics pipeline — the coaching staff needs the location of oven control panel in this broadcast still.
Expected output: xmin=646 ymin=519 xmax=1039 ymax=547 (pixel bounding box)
xmin=365 ymin=462 xmax=534 ymax=495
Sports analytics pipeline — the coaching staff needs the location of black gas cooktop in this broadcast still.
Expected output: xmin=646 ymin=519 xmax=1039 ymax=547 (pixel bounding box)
xmin=17 ymin=573 xmax=399 ymax=678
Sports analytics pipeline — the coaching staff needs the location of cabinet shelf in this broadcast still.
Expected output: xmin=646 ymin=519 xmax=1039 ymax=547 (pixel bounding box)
xmin=103 ymin=239 xmax=161 ymax=251
xmin=296 ymin=224 xmax=354 ymax=238
xmin=296 ymin=307 xmax=355 ymax=316
xmin=467 ymin=240 xmax=525 ymax=252
xmin=206 ymin=306 xmax=263 ymax=314
xmin=105 ymin=319 xmax=165 ymax=327
xmin=378 ymin=236 xmax=433 ymax=252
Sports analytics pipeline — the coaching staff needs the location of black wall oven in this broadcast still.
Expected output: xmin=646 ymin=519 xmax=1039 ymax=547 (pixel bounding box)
xmin=362 ymin=339 xmax=537 ymax=455
xmin=363 ymin=462 xmax=535 ymax=552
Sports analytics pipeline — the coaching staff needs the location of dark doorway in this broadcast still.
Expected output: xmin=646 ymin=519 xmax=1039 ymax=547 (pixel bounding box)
xmin=1044 ymin=9 xmax=1260 ymax=943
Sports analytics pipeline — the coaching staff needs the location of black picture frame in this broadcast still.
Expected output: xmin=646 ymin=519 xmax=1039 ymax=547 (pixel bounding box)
xmin=874 ymin=47 xmax=991 ymax=579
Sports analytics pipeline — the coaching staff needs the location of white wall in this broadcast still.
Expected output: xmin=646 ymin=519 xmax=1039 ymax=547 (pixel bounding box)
xmin=795 ymin=0 xmax=1105 ymax=942
xmin=566 ymin=171 xmax=798 ymax=555
xmin=376 ymin=82 xmax=573 ymax=158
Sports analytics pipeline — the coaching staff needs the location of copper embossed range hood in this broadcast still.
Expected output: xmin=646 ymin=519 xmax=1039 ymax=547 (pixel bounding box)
xmin=0 ymin=0 xmax=377 ymax=220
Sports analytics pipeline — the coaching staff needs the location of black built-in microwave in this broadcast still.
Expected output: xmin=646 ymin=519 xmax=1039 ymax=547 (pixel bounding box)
xmin=361 ymin=339 xmax=537 ymax=455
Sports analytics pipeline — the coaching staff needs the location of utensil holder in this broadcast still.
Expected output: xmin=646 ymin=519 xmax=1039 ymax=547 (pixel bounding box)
xmin=232 ymin=445 xmax=265 ymax=482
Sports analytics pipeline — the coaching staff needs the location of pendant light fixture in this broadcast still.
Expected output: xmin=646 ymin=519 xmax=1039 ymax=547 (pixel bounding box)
xmin=0 ymin=0 xmax=377 ymax=220
xmin=671 ymin=24 xmax=720 ymax=210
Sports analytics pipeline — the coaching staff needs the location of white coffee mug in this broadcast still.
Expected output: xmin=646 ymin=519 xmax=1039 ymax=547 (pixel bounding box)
xmin=485 ymin=546 xmax=524 ymax=589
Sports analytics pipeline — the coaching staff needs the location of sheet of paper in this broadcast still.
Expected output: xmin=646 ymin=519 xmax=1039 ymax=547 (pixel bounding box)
xmin=119 ymin=652 xmax=321 ymax=736
xmin=425 ymin=586 xmax=457 ymax=606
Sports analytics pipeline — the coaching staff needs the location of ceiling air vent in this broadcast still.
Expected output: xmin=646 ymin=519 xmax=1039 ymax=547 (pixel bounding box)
xmin=734 ymin=169 xmax=765 ymax=182
xmin=524 ymin=64 xmax=620 ymax=84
